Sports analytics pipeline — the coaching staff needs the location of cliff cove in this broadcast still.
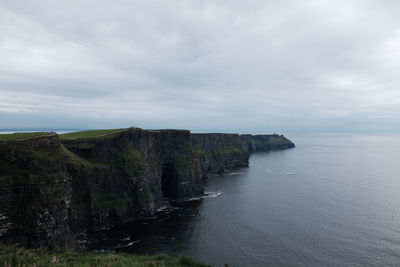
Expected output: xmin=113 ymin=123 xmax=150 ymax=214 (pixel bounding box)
xmin=0 ymin=127 xmax=294 ymax=251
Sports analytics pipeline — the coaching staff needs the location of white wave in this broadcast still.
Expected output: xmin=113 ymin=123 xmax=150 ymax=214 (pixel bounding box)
xmin=204 ymin=191 xmax=223 ymax=198
xmin=224 ymin=172 xmax=244 ymax=176
xmin=157 ymin=205 xmax=180 ymax=212
xmin=185 ymin=191 xmax=223 ymax=201
xmin=285 ymin=172 xmax=296 ymax=175
xmin=109 ymin=240 xmax=140 ymax=249
xmin=123 ymin=241 xmax=140 ymax=247
xmin=120 ymin=235 xmax=131 ymax=241
xmin=185 ymin=196 xmax=203 ymax=201
xmin=157 ymin=206 xmax=167 ymax=212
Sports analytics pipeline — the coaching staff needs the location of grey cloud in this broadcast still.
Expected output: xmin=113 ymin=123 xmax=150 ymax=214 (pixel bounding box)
xmin=0 ymin=0 xmax=399 ymax=133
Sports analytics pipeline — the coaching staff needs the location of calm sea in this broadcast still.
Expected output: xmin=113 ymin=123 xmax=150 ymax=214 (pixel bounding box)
xmin=89 ymin=133 xmax=400 ymax=266
xmin=4 ymin=131 xmax=400 ymax=266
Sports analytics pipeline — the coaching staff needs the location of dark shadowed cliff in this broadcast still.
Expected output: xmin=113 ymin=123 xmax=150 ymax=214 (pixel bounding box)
xmin=0 ymin=135 xmax=74 ymax=250
xmin=0 ymin=128 xmax=294 ymax=250
xmin=191 ymin=133 xmax=295 ymax=176
xmin=63 ymin=128 xmax=204 ymax=234
xmin=191 ymin=133 xmax=249 ymax=176
xmin=240 ymin=134 xmax=295 ymax=152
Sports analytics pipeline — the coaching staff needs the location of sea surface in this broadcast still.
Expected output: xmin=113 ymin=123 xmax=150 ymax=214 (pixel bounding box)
xmin=89 ymin=133 xmax=400 ymax=266
xmin=3 ymin=131 xmax=400 ymax=266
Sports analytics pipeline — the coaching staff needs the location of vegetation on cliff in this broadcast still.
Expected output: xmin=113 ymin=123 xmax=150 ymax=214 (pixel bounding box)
xmin=240 ymin=134 xmax=295 ymax=152
xmin=0 ymin=132 xmax=51 ymax=142
xmin=0 ymin=128 xmax=294 ymax=252
xmin=59 ymin=129 xmax=126 ymax=140
xmin=0 ymin=246 xmax=208 ymax=267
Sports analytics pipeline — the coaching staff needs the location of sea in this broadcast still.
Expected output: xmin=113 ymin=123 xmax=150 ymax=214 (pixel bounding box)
xmin=3 ymin=131 xmax=400 ymax=266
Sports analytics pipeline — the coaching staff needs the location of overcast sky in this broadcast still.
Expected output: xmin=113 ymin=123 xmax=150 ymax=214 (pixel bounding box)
xmin=1 ymin=0 xmax=399 ymax=133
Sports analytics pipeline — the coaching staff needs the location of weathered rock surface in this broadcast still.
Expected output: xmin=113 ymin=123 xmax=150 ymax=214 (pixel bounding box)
xmin=240 ymin=134 xmax=295 ymax=152
xmin=191 ymin=133 xmax=295 ymax=176
xmin=0 ymin=128 xmax=294 ymax=251
xmin=0 ymin=136 xmax=74 ymax=250
xmin=191 ymin=133 xmax=249 ymax=176
xmin=63 ymin=128 xmax=204 ymax=234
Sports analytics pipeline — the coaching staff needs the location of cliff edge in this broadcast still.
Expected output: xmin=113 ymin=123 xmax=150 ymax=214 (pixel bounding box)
xmin=0 ymin=128 xmax=294 ymax=250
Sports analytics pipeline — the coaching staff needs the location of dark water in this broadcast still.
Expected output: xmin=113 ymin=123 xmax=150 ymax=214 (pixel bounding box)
xmin=89 ymin=134 xmax=400 ymax=266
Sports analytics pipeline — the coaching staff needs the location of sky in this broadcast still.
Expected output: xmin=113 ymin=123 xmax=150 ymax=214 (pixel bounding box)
xmin=1 ymin=0 xmax=400 ymax=133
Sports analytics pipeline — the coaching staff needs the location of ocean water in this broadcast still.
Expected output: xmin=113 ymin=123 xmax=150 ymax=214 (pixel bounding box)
xmin=4 ymin=131 xmax=400 ymax=266
xmin=89 ymin=133 xmax=400 ymax=266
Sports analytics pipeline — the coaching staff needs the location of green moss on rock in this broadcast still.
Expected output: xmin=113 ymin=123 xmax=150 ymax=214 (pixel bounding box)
xmin=192 ymin=147 xmax=209 ymax=156
xmin=213 ymin=145 xmax=247 ymax=155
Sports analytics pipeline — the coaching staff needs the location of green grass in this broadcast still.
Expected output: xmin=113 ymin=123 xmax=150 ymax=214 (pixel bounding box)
xmin=213 ymin=145 xmax=247 ymax=155
xmin=0 ymin=246 xmax=209 ymax=267
xmin=59 ymin=129 xmax=126 ymax=140
xmin=0 ymin=132 xmax=50 ymax=141
xmin=192 ymin=147 xmax=209 ymax=156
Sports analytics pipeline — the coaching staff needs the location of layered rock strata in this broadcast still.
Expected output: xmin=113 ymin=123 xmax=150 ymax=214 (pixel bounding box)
xmin=0 ymin=128 xmax=294 ymax=250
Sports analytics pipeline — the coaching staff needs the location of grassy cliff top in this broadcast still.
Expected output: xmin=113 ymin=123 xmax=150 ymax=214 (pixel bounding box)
xmin=59 ymin=129 xmax=127 ymax=140
xmin=0 ymin=132 xmax=51 ymax=141
xmin=0 ymin=246 xmax=209 ymax=267
xmin=0 ymin=129 xmax=127 ymax=142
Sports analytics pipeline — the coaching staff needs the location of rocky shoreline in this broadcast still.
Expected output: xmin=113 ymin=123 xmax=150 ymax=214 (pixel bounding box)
xmin=0 ymin=127 xmax=294 ymax=251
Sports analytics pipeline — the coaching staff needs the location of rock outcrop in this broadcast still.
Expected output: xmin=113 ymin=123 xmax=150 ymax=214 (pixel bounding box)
xmin=0 ymin=127 xmax=294 ymax=250
xmin=240 ymin=134 xmax=295 ymax=153
xmin=191 ymin=133 xmax=295 ymax=176
xmin=0 ymin=135 xmax=74 ymax=250
xmin=191 ymin=133 xmax=249 ymax=176
xmin=63 ymin=128 xmax=203 ymax=234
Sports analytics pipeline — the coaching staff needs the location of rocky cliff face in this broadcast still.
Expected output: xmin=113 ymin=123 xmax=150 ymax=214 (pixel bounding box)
xmin=191 ymin=133 xmax=249 ymax=176
xmin=0 ymin=128 xmax=294 ymax=251
xmin=240 ymin=134 xmax=295 ymax=153
xmin=191 ymin=133 xmax=295 ymax=176
xmin=62 ymin=128 xmax=204 ymax=234
xmin=0 ymin=136 xmax=74 ymax=250
xmin=0 ymin=128 xmax=204 ymax=250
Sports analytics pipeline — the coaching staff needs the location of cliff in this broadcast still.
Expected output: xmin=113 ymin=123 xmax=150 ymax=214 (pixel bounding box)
xmin=0 ymin=128 xmax=294 ymax=251
xmin=0 ymin=135 xmax=74 ymax=250
xmin=63 ymin=128 xmax=203 ymax=234
xmin=191 ymin=133 xmax=295 ymax=176
xmin=0 ymin=128 xmax=204 ymax=250
xmin=191 ymin=133 xmax=249 ymax=176
xmin=240 ymin=134 xmax=295 ymax=152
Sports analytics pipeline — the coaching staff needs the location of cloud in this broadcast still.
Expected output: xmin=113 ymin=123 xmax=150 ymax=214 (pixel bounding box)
xmin=0 ymin=0 xmax=399 ymax=132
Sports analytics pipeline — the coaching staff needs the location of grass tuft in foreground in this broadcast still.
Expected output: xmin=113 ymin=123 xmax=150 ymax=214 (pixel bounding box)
xmin=0 ymin=246 xmax=209 ymax=267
